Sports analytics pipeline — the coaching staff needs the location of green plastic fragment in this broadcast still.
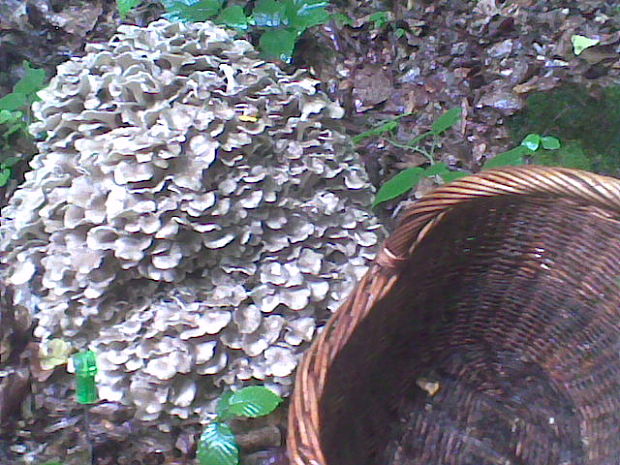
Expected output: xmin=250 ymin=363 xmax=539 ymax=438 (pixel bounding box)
xmin=73 ymin=350 xmax=98 ymax=404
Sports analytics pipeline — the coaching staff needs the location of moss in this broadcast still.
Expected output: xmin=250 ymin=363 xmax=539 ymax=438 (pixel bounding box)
xmin=531 ymin=140 xmax=592 ymax=172
xmin=508 ymin=84 xmax=620 ymax=176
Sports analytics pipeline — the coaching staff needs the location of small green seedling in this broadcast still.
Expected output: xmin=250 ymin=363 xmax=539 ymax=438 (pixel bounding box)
xmin=392 ymin=107 xmax=463 ymax=157
xmin=507 ymin=84 xmax=620 ymax=175
xmin=365 ymin=103 xmax=589 ymax=208
xmin=0 ymin=61 xmax=46 ymax=111
xmin=367 ymin=107 xmax=466 ymax=207
xmin=369 ymin=112 xmax=571 ymax=207
xmin=197 ymin=386 xmax=283 ymax=465
xmin=0 ymin=61 xmax=47 ymax=186
xmin=483 ymin=133 xmax=561 ymax=169
xmin=352 ymin=112 xmax=413 ymax=145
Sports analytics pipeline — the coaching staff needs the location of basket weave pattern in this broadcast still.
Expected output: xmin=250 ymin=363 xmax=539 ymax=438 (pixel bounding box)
xmin=288 ymin=166 xmax=620 ymax=465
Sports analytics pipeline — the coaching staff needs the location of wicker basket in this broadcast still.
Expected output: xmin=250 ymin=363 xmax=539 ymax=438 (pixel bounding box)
xmin=288 ymin=166 xmax=620 ymax=465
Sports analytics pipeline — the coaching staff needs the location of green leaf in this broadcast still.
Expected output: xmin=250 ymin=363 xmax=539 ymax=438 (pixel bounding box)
xmin=438 ymin=170 xmax=468 ymax=183
xmin=13 ymin=62 xmax=46 ymax=97
xmin=521 ymin=133 xmax=541 ymax=151
xmin=422 ymin=162 xmax=451 ymax=176
xmin=408 ymin=130 xmax=433 ymax=147
xmin=215 ymin=390 xmax=234 ymax=420
xmin=259 ymin=29 xmax=297 ymax=62
xmin=571 ymin=34 xmax=600 ymax=56
xmin=369 ymin=11 xmax=390 ymax=29
xmin=284 ymin=0 xmax=330 ymax=32
xmin=117 ymin=0 xmax=141 ymax=19
xmin=430 ymin=107 xmax=462 ymax=135
xmin=197 ymin=422 xmax=239 ymax=465
xmin=2 ymin=120 xmax=27 ymax=139
xmin=162 ymin=0 xmax=223 ymax=21
xmin=225 ymin=386 xmax=283 ymax=418
xmin=352 ymin=112 xmax=412 ymax=144
xmin=373 ymin=167 xmax=425 ymax=207
xmin=216 ymin=5 xmax=250 ymax=30
xmin=483 ymin=146 xmax=528 ymax=169
xmin=540 ymin=135 xmax=560 ymax=150
xmin=1 ymin=156 xmax=21 ymax=168
xmin=395 ymin=28 xmax=406 ymax=38
xmin=253 ymin=0 xmax=287 ymax=27
xmin=332 ymin=12 xmax=353 ymax=27
xmin=0 ymin=109 xmax=21 ymax=124
xmin=421 ymin=163 xmax=468 ymax=185
xmin=0 ymin=92 xmax=27 ymax=112
xmin=0 ymin=167 xmax=11 ymax=187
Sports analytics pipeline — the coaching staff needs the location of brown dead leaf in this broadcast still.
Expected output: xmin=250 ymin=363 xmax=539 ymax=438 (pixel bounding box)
xmin=352 ymin=65 xmax=394 ymax=112
xmin=47 ymin=4 xmax=102 ymax=36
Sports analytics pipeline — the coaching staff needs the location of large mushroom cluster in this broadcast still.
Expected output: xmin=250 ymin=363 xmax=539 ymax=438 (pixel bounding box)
xmin=0 ymin=20 xmax=382 ymax=420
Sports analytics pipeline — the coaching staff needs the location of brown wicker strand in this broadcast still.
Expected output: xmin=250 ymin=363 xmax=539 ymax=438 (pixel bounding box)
xmin=288 ymin=166 xmax=620 ymax=465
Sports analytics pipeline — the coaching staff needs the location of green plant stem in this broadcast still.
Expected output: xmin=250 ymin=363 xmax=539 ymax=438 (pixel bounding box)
xmin=385 ymin=139 xmax=412 ymax=151
xmin=407 ymin=130 xmax=432 ymax=147
xmin=428 ymin=136 xmax=438 ymax=163
xmin=419 ymin=148 xmax=434 ymax=164
xmin=386 ymin=139 xmax=435 ymax=164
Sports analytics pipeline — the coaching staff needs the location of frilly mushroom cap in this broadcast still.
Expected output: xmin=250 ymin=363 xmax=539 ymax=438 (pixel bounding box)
xmin=0 ymin=20 xmax=383 ymax=422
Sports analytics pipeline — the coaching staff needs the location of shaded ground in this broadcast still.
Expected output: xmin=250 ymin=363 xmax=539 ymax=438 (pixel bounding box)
xmin=1 ymin=0 xmax=619 ymax=464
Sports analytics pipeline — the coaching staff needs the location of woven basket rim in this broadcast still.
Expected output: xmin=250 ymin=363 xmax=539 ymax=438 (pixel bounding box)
xmin=383 ymin=165 xmax=620 ymax=261
xmin=287 ymin=165 xmax=620 ymax=465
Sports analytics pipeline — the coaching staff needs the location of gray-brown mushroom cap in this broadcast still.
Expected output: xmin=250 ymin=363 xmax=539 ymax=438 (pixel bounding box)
xmin=0 ymin=19 xmax=383 ymax=422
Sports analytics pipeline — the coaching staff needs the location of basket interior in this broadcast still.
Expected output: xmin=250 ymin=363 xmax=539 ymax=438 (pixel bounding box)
xmin=319 ymin=195 xmax=620 ymax=465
